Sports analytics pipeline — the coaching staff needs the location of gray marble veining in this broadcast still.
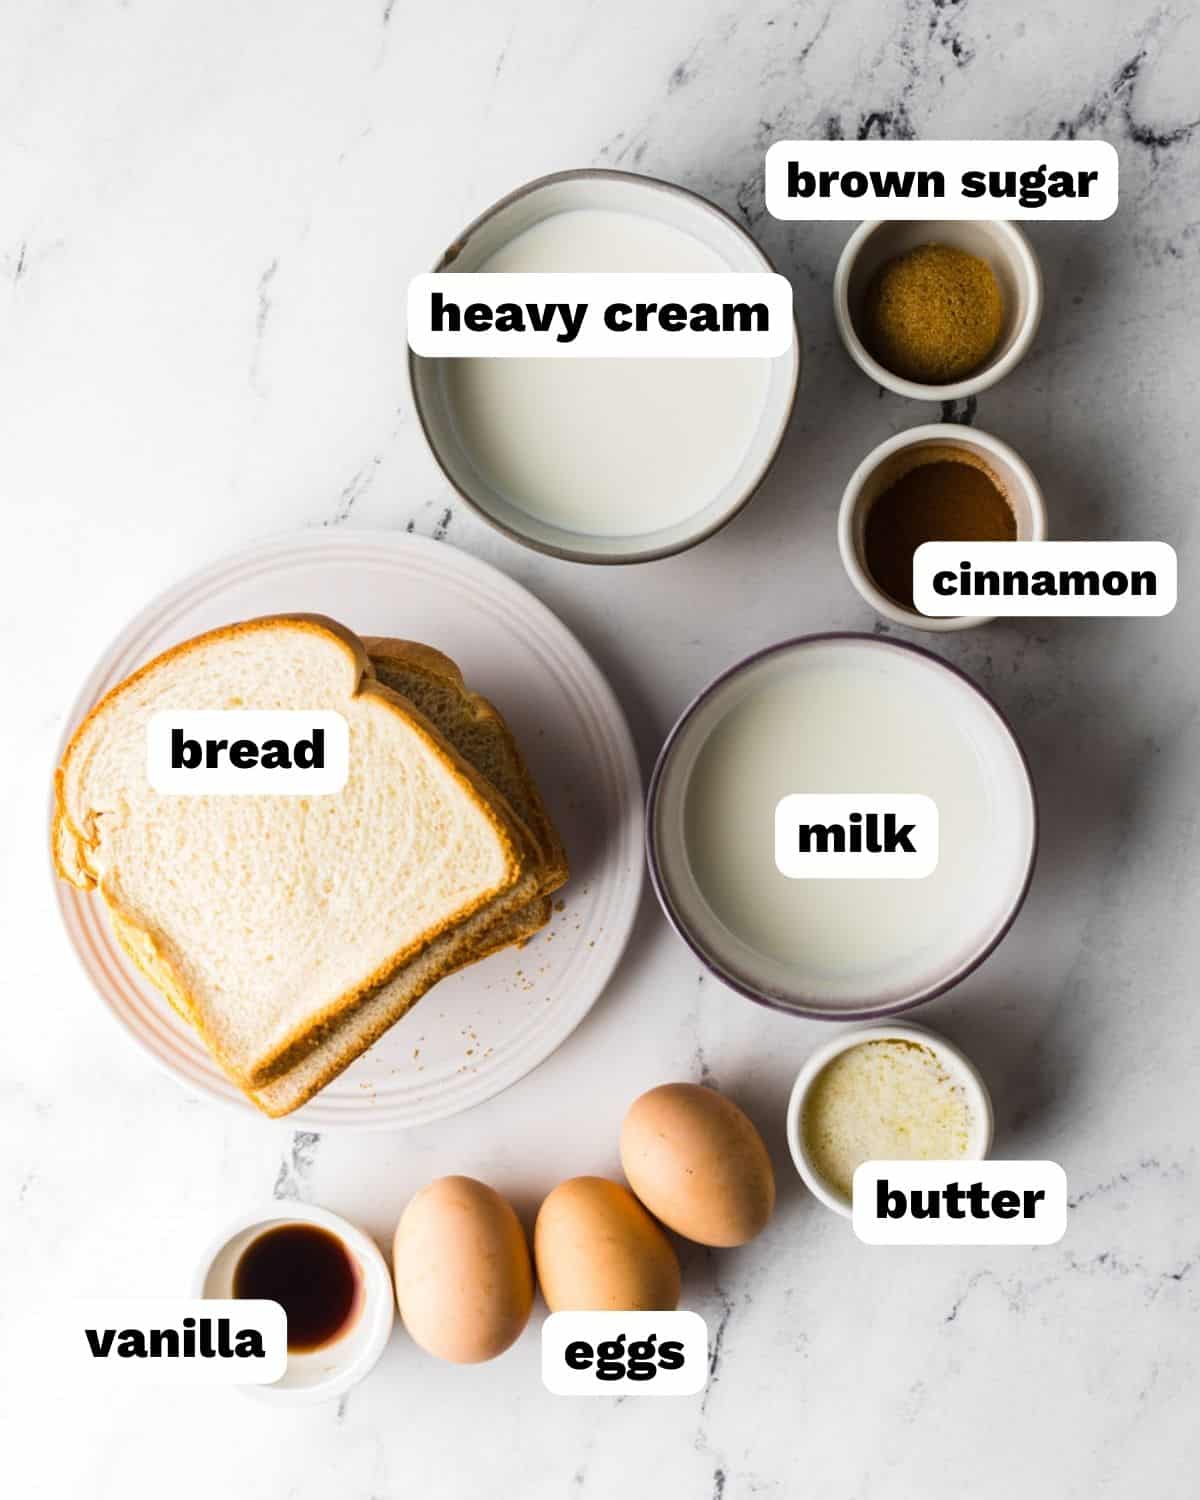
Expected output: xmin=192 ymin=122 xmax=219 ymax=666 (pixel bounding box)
xmin=3 ymin=2 xmax=1198 ymax=1496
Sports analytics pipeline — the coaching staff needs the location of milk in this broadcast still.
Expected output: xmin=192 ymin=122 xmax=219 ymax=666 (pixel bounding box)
xmin=443 ymin=209 xmax=770 ymax=538
xmin=681 ymin=646 xmax=1027 ymax=996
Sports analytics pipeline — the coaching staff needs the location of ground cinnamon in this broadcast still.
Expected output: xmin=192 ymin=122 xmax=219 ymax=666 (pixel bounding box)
xmin=864 ymin=457 xmax=1015 ymax=610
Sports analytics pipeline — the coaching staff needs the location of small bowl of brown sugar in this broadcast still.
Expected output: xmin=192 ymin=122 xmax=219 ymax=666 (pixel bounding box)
xmin=834 ymin=219 xmax=1043 ymax=400
xmin=838 ymin=423 xmax=1048 ymax=631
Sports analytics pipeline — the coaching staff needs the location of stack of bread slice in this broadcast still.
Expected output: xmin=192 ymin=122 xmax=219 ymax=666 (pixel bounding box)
xmin=53 ymin=615 xmax=567 ymax=1116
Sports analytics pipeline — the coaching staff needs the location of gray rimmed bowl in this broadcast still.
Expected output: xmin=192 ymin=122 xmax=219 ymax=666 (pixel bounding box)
xmin=408 ymin=168 xmax=801 ymax=565
xmin=645 ymin=634 xmax=1038 ymax=1020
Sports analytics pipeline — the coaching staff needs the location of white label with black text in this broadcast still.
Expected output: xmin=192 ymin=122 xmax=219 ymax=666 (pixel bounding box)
xmin=913 ymin=541 xmax=1177 ymax=618
xmin=765 ymin=140 xmax=1118 ymax=220
xmin=147 ymin=710 xmax=350 ymax=795
xmin=61 ymin=1299 xmax=287 ymax=1384
xmin=408 ymin=273 xmax=794 ymax=358
xmin=774 ymin=794 xmax=938 ymax=879
xmin=542 ymin=1312 xmax=708 ymax=1395
xmin=853 ymin=1161 xmax=1068 ymax=1246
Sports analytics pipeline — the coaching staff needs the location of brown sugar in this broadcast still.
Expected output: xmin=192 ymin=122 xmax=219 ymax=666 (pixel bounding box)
xmin=865 ymin=244 xmax=1004 ymax=384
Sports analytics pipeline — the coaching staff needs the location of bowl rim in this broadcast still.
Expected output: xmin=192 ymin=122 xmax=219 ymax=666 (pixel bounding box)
xmin=784 ymin=1020 xmax=996 ymax=1217
xmin=832 ymin=218 xmax=1044 ymax=402
xmin=190 ymin=1199 xmax=395 ymax=1406
xmin=407 ymin=166 xmax=801 ymax=566
xmin=644 ymin=631 xmax=1039 ymax=1020
xmin=836 ymin=421 xmax=1050 ymax=633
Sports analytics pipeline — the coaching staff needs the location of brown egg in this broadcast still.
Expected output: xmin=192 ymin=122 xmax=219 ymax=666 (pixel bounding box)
xmin=393 ymin=1175 xmax=533 ymax=1363
xmin=534 ymin=1177 xmax=680 ymax=1312
xmin=620 ymin=1082 xmax=775 ymax=1247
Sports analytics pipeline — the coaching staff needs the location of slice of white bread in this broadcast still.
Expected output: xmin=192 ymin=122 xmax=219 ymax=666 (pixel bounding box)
xmin=53 ymin=615 xmax=533 ymax=1088
xmin=366 ymin=638 xmax=568 ymax=911
xmin=87 ymin=639 xmax=552 ymax=1039
xmin=250 ymin=639 xmax=569 ymax=1117
xmin=369 ymin=643 xmax=551 ymax=954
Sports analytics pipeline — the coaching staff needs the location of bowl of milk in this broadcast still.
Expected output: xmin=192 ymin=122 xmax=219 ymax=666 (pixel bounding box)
xmin=646 ymin=635 xmax=1037 ymax=1019
xmin=409 ymin=169 xmax=800 ymax=563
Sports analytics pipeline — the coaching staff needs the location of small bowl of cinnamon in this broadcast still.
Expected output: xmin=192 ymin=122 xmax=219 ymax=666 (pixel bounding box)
xmin=838 ymin=424 xmax=1048 ymax=632
xmin=833 ymin=219 xmax=1043 ymax=401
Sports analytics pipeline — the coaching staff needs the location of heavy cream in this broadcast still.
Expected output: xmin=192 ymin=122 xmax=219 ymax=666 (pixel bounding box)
xmin=442 ymin=208 xmax=770 ymax=538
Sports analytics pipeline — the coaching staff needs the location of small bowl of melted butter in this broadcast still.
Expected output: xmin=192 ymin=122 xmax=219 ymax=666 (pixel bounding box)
xmin=786 ymin=1022 xmax=993 ymax=1216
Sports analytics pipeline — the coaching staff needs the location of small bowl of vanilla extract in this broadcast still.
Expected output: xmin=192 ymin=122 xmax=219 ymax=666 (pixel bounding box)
xmin=193 ymin=1200 xmax=394 ymax=1405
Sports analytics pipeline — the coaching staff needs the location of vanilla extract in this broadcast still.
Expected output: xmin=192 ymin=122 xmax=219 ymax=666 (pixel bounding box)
xmin=233 ymin=1222 xmax=361 ymax=1353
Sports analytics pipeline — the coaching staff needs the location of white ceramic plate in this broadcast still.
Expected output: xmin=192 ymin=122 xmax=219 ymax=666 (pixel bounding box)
xmin=52 ymin=530 xmax=643 ymax=1129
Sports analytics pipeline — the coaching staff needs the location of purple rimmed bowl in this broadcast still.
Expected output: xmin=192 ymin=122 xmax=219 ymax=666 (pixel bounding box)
xmin=645 ymin=634 xmax=1037 ymax=1021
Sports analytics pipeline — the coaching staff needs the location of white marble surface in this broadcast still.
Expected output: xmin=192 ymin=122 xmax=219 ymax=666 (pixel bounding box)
xmin=3 ymin=1 xmax=1199 ymax=1496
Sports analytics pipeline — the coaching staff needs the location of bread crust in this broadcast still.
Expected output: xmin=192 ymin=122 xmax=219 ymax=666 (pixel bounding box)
xmin=52 ymin=614 xmax=534 ymax=1088
xmin=249 ymin=893 xmax=556 ymax=1116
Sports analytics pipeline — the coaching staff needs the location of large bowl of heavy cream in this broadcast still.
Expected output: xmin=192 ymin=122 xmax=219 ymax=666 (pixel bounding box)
xmin=647 ymin=635 xmax=1037 ymax=1019
xmin=409 ymin=169 xmax=800 ymax=564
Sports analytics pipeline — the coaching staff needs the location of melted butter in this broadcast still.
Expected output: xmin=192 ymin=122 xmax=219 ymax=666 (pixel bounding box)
xmin=802 ymin=1039 xmax=972 ymax=1200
